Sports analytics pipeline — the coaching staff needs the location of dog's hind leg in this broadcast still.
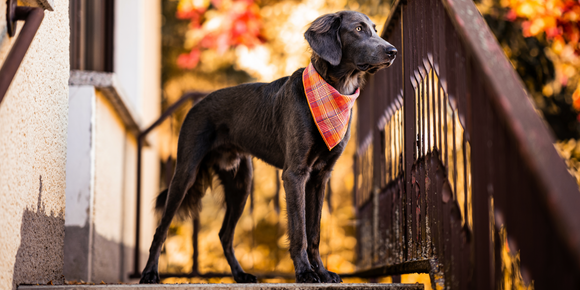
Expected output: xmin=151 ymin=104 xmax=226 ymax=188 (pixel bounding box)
xmin=140 ymin=164 xmax=201 ymax=283
xmin=305 ymin=169 xmax=342 ymax=283
xmin=140 ymin=170 xmax=195 ymax=283
xmin=140 ymin=123 xmax=213 ymax=284
xmin=215 ymin=156 xmax=258 ymax=283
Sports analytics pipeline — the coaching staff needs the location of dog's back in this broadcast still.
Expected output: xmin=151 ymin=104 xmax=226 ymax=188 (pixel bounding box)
xmin=178 ymin=68 xmax=315 ymax=168
xmin=155 ymin=68 xmax=316 ymax=218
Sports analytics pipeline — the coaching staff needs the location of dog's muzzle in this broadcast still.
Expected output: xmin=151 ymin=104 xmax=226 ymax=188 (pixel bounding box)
xmin=384 ymin=46 xmax=397 ymax=66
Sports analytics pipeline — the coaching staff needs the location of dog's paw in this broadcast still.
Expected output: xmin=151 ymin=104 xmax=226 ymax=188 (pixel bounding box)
xmin=234 ymin=272 xmax=258 ymax=283
xmin=139 ymin=271 xmax=160 ymax=284
xmin=317 ymin=270 xmax=342 ymax=283
xmin=296 ymin=270 xmax=321 ymax=283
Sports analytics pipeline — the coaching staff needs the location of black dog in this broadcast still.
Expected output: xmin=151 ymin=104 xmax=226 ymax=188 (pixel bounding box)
xmin=140 ymin=10 xmax=396 ymax=284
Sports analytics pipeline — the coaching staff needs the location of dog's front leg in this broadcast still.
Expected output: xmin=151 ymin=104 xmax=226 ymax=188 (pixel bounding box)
xmin=283 ymin=167 xmax=321 ymax=283
xmin=305 ymin=170 xmax=342 ymax=283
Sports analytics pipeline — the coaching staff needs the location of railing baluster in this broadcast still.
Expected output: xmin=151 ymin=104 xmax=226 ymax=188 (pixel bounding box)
xmin=403 ymin=3 xmax=412 ymax=262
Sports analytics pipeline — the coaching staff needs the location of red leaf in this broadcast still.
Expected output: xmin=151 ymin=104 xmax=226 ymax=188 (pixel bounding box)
xmin=177 ymin=49 xmax=201 ymax=69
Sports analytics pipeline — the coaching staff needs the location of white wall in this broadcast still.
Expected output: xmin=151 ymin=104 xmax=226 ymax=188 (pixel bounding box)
xmin=65 ymin=86 xmax=96 ymax=229
xmin=115 ymin=0 xmax=146 ymax=116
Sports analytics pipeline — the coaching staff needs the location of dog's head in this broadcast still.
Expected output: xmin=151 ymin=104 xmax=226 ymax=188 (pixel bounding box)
xmin=304 ymin=11 xmax=397 ymax=74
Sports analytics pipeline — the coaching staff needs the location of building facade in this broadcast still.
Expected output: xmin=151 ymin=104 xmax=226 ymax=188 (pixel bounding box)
xmin=0 ymin=0 xmax=161 ymax=288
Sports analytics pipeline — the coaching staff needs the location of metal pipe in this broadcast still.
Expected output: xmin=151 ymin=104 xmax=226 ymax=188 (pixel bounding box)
xmin=192 ymin=217 xmax=199 ymax=275
xmin=132 ymin=136 xmax=143 ymax=277
xmin=0 ymin=1 xmax=44 ymax=103
xmin=141 ymin=92 xmax=206 ymax=137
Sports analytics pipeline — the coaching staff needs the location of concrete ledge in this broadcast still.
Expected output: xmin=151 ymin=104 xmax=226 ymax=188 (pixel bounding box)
xmin=69 ymin=70 xmax=142 ymax=137
xmin=19 ymin=284 xmax=424 ymax=290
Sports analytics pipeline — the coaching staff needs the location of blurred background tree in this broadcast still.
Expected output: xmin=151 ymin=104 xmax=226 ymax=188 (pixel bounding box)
xmin=475 ymin=0 xmax=580 ymax=185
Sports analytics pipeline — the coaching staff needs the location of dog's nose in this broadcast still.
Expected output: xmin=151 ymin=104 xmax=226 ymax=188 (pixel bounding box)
xmin=386 ymin=46 xmax=397 ymax=58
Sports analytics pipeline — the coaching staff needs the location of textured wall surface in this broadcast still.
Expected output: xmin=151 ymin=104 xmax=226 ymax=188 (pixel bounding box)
xmin=0 ymin=0 xmax=70 ymax=289
xmin=93 ymin=90 xmax=130 ymax=282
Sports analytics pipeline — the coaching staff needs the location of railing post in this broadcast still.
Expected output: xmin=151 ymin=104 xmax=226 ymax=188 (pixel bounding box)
xmin=402 ymin=0 xmax=416 ymax=263
xmin=469 ymin=62 xmax=493 ymax=290
xmin=133 ymin=135 xmax=143 ymax=277
xmin=192 ymin=217 xmax=200 ymax=276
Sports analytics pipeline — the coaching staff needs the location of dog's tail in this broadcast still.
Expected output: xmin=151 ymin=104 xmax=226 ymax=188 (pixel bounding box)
xmin=155 ymin=162 xmax=213 ymax=220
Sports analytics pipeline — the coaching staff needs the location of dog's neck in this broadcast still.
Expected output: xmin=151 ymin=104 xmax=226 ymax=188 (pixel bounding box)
xmin=311 ymin=55 xmax=364 ymax=95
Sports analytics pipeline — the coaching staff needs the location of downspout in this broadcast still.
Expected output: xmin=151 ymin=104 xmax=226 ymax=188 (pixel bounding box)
xmin=0 ymin=0 xmax=44 ymax=104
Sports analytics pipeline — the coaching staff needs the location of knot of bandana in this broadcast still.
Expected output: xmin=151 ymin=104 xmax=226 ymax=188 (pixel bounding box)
xmin=303 ymin=63 xmax=360 ymax=150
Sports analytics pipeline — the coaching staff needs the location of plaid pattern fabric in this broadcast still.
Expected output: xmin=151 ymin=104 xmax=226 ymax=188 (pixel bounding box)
xmin=303 ymin=63 xmax=360 ymax=150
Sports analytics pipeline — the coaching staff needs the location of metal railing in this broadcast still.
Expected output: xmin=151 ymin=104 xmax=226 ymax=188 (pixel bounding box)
xmin=0 ymin=0 xmax=44 ymax=103
xmin=353 ymin=0 xmax=580 ymax=289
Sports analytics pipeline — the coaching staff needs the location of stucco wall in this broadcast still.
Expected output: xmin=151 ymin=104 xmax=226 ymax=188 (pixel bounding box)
xmin=93 ymin=90 xmax=133 ymax=282
xmin=0 ymin=0 xmax=70 ymax=289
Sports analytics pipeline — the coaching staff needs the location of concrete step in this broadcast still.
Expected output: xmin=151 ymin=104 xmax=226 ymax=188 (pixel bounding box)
xmin=19 ymin=283 xmax=424 ymax=290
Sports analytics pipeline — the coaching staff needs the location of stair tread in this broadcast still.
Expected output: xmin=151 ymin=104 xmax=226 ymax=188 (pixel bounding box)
xmin=19 ymin=283 xmax=424 ymax=290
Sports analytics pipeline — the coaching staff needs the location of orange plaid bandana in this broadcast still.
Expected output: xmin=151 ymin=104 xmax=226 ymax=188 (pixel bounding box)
xmin=303 ymin=63 xmax=360 ymax=150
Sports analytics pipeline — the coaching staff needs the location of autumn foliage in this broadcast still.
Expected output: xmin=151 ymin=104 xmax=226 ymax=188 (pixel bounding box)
xmin=503 ymin=0 xmax=580 ymax=112
xmin=506 ymin=0 xmax=580 ymax=53
xmin=175 ymin=0 xmax=265 ymax=69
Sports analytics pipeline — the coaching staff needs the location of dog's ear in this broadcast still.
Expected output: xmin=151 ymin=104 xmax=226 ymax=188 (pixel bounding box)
xmin=304 ymin=13 xmax=342 ymax=66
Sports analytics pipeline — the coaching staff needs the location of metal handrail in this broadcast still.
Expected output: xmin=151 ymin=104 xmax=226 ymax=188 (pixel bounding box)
xmin=353 ymin=0 xmax=580 ymax=288
xmin=0 ymin=0 xmax=44 ymax=103
xmin=440 ymin=0 xmax=580 ymax=268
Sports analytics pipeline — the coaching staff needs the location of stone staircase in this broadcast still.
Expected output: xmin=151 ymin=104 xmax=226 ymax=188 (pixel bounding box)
xmin=20 ymin=284 xmax=424 ymax=290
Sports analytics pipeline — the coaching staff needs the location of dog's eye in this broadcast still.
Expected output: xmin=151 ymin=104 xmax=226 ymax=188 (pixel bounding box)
xmin=355 ymin=26 xmax=362 ymax=32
